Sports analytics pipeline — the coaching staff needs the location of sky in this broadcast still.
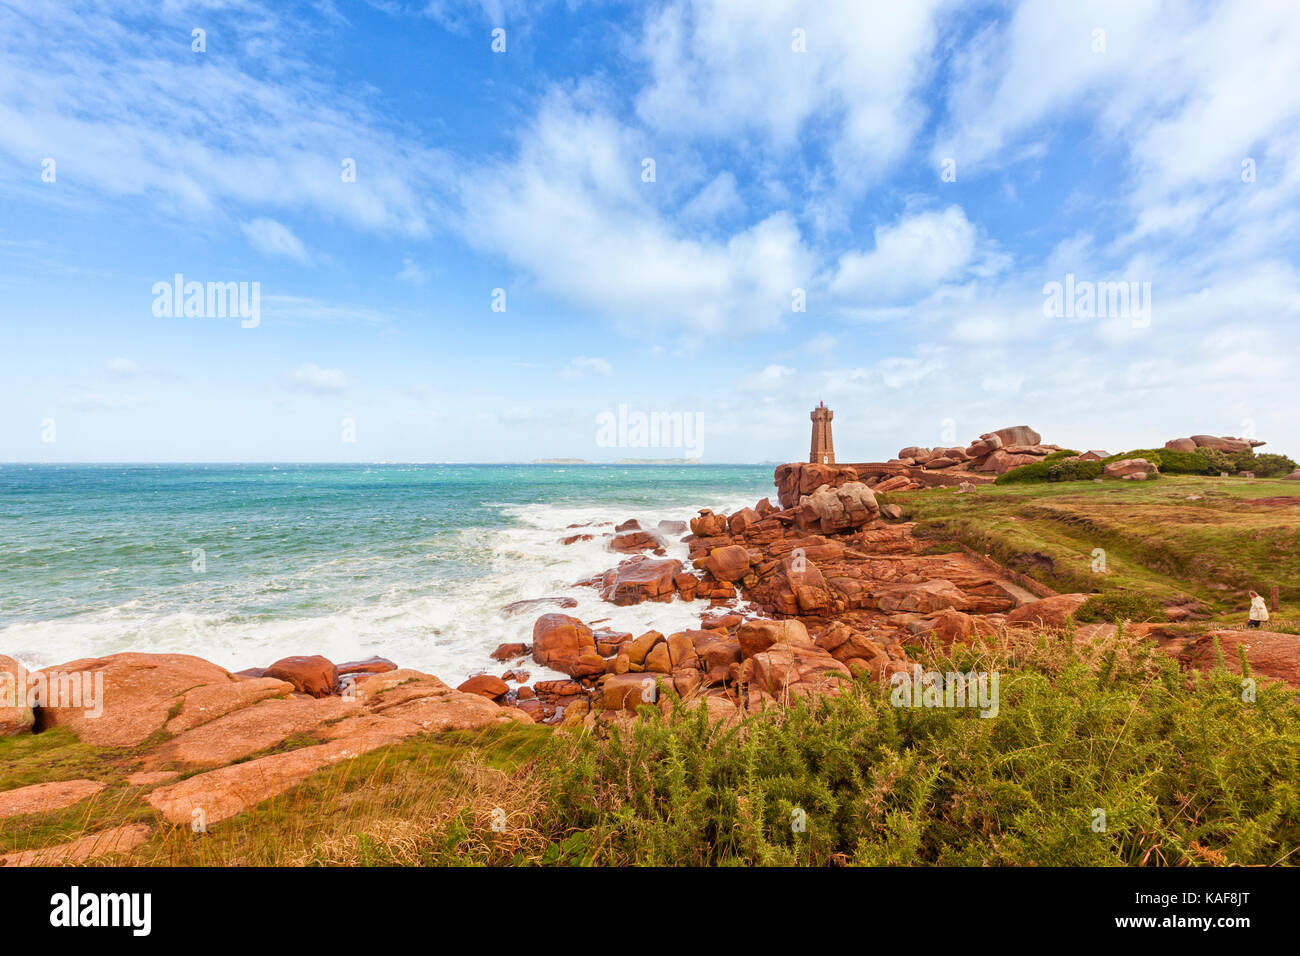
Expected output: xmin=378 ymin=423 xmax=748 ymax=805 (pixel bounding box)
xmin=1 ymin=0 xmax=1298 ymax=464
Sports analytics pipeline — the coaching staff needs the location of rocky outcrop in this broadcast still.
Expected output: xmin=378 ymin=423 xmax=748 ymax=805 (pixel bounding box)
xmin=1186 ymin=435 xmax=1265 ymax=453
xmin=797 ymin=481 xmax=879 ymax=533
xmin=0 ymin=779 xmax=106 ymax=820
xmin=265 ymin=655 xmax=339 ymax=698
xmin=1103 ymin=458 xmax=1158 ymax=480
xmin=1006 ymin=594 xmax=1089 ymax=628
xmin=457 ymin=674 xmax=510 ymax=700
xmin=0 ymin=655 xmax=34 ymax=736
xmin=532 ymin=614 xmax=599 ymax=676
xmin=593 ymin=555 xmax=684 ymax=605
xmin=1173 ymin=629 xmax=1300 ymax=690
xmin=0 ymin=651 xmax=531 ymax=845
xmin=33 ymin=653 xmax=275 ymax=746
xmin=1 ymin=824 xmax=153 ymax=867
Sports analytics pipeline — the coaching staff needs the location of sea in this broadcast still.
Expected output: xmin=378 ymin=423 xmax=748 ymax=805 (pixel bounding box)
xmin=0 ymin=464 xmax=776 ymax=684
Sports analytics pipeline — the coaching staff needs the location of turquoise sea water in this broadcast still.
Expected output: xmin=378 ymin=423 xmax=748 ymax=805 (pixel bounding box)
xmin=0 ymin=464 xmax=775 ymax=681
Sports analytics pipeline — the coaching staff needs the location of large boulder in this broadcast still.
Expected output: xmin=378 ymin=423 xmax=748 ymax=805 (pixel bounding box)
xmin=689 ymin=509 xmax=728 ymax=538
xmin=741 ymin=644 xmax=852 ymax=700
xmin=703 ymin=545 xmax=752 ymax=582
xmin=1103 ymin=458 xmax=1158 ymax=480
xmin=596 ymin=555 xmax=683 ymax=605
xmin=602 ymin=673 xmax=661 ymax=710
xmin=1190 ymin=435 xmax=1264 ymax=453
xmin=32 ymin=653 xmax=275 ymax=747
xmin=1176 ymin=629 xmax=1300 ymax=690
xmin=610 ymin=529 xmax=662 ymax=553
xmin=986 ymin=425 xmax=1042 ymax=447
xmin=0 ymin=656 xmax=34 ymax=736
xmin=457 ymin=675 xmax=509 ymax=700
xmin=737 ymin=618 xmax=812 ymax=658
xmin=265 ymin=655 xmax=339 ymax=698
xmin=974 ymin=449 xmax=1045 ymax=475
xmin=1164 ymin=438 xmax=1197 ymax=452
xmin=875 ymin=579 xmax=968 ymax=614
xmin=1006 ymin=593 xmax=1089 ymax=628
xmin=797 ymin=481 xmax=879 ymax=533
xmin=774 ymin=462 xmax=860 ymax=509
xmin=531 ymin=614 xmax=597 ymax=675
xmin=965 ymin=434 xmax=1003 ymax=458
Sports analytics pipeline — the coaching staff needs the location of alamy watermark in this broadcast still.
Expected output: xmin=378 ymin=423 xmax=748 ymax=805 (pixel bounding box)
xmin=890 ymin=664 xmax=999 ymax=718
xmin=1 ymin=662 xmax=105 ymax=719
xmin=596 ymin=404 xmax=703 ymax=460
xmin=1042 ymin=273 xmax=1150 ymax=328
xmin=152 ymin=273 xmax=260 ymax=328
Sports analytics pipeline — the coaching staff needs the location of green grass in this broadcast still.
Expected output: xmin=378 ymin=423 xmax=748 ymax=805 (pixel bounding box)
xmin=524 ymin=627 xmax=1300 ymax=866
xmin=885 ymin=475 xmax=1300 ymax=620
xmin=3 ymin=629 xmax=1298 ymax=866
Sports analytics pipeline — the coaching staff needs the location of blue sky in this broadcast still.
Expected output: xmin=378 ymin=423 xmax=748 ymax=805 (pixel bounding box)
xmin=2 ymin=0 xmax=1298 ymax=463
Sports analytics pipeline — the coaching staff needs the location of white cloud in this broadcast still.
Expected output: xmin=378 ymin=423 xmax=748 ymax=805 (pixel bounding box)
xmin=242 ymin=218 xmax=311 ymax=264
xmin=680 ymin=172 xmax=742 ymax=222
xmin=396 ymin=257 xmax=427 ymax=285
xmin=287 ymin=363 xmax=352 ymax=393
xmin=0 ymin=3 xmax=450 ymax=235
xmin=826 ymin=206 xmax=981 ymax=305
xmin=740 ymin=364 xmax=796 ymax=391
xmin=636 ymin=0 xmax=945 ymax=195
xmin=105 ymin=357 xmax=142 ymax=375
xmin=561 ymin=356 xmax=613 ymax=380
xmin=458 ymin=91 xmax=815 ymax=338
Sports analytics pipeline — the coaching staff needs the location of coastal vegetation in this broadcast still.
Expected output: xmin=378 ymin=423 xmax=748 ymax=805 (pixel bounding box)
xmin=3 ymin=625 xmax=1296 ymax=866
xmin=994 ymin=447 xmax=1297 ymax=485
xmin=893 ymin=474 xmax=1300 ymax=617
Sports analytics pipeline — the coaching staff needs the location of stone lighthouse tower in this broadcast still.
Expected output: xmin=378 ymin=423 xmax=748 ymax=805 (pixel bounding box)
xmin=809 ymin=401 xmax=835 ymax=464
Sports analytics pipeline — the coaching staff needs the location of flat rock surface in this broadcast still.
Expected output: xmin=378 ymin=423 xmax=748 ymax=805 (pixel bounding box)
xmin=1 ymin=824 xmax=153 ymax=867
xmin=0 ymin=779 xmax=107 ymax=819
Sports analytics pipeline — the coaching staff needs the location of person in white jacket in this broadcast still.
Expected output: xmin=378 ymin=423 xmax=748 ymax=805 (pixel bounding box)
xmin=1248 ymin=590 xmax=1269 ymax=629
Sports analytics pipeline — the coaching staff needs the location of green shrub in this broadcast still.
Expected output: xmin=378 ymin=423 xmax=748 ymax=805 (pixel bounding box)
xmin=994 ymin=462 xmax=1054 ymax=485
xmin=1101 ymin=449 xmax=1165 ymax=469
xmin=1200 ymin=447 xmax=1261 ymax=475
xmin=994 ymin=459 xmax=1103 ymax=485
xmin=1047 ymin=459 xmax=1104 ymax=482
xmin=528 ymin=630 xmax=1300 ymax=866
xmin=1074 ymin=591 xmax=1164 ymax=623
xmin=1043 ymin=449 xmax=1081 ymax=463
xmin=1251 ymin=453 xmax=1297 ymax=478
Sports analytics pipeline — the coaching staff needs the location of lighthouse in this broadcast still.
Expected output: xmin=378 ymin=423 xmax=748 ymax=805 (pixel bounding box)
xmin=809 ymin=402 xmax=835 ymax=465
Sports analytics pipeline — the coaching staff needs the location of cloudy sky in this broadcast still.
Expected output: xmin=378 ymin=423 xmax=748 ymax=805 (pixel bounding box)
xmin=2 ymin=0 xmax=1298 ymax=463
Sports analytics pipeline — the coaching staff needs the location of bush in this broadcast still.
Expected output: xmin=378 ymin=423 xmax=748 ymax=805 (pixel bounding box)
xmin=1251 ymin=453 xmax=1297 ymax=478
xmin=994 ymin=462 xmax=1054 ymax=485
xmin=1043 ymin=449 xmax=1081 ymax=463
xmin=994 ymin=459 xmax=1102 ymax=485
xmin=1102 ymin=449 xmax=1165 ymax=469
xmin=1074 ymin=592 xmax=1164 ymax=623
xmin=1200 ymin=447 xmax=1259 ymax=475
xmin=528 ymin=629 xmax=1300 ymax=865
xmin=1047 ymin=459 xmax=1104 ymax=482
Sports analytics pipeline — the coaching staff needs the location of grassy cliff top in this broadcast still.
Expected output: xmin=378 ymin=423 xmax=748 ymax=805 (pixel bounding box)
xmin=885 ymin=474 xmax=1300 ymax=623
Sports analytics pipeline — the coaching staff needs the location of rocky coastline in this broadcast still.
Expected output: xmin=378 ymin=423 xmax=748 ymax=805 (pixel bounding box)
xmin=5 ymin=435 xmax=1299 ymax=856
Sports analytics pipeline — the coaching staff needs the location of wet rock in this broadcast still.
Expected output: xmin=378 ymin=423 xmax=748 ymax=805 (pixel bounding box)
xmin=265 ymin=655 xmax=339 ymax=698
xmin=531 ymin=614 xmax=597 ymax=676
xmin=457 ymin=674 xmax=510 ymax=700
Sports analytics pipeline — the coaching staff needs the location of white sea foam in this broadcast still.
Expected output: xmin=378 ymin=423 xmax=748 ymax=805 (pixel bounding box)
xmin=2 ymin=487 xmax=775 ymax=686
